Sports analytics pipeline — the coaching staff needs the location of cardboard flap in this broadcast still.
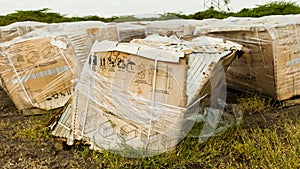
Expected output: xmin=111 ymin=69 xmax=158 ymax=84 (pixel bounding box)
xmin=91 ymin=40 xmax=183 ymax=63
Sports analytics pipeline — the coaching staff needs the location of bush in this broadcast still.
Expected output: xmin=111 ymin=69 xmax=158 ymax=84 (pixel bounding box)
xmin=1 ymin=1 xmax=300 ymax=26
xmin=234 ymin=1 xmax=300 ymax=17
xmin=0 ymin=8 xmax=118 ymax=26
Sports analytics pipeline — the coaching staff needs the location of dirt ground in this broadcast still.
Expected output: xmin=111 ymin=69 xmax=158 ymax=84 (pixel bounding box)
xmin=0 ymin=106 xmax=100 ymax=168
xmin=0 ymin=91 xmax=300 ymax=169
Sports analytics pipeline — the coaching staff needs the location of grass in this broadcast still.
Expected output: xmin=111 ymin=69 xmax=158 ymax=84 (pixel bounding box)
xmin=72 ymin=120 xmax=299 ymax=168
xmin=11 ymin=110 xmax=57 ymax=143
xmin=230 ymin=122 xmax=300 ymax=168
xmin=71 ymin=94 xmax=300 ymax=168
xmin=237 ymin=93 xmax=275 ymax=114
xmin=7 ymin=94 xmax=300 ymax=168
xmin=12 ymin=119 xmax=48 ymax=143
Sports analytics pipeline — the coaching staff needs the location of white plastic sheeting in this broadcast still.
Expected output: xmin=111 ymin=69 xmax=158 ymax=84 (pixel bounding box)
xmin=0 ymin=21 xmax=118 ymax=110
xmin=0 ymin=19 xmax=243 ymax=157
xmin=194 ymin=15 xmax=300 ymax=100
xmin=52 ymin=35 xmax=242 ymax=157
xmin=0 ymin=36 xmax=77 ymax=110
xmin=0 ymin=21 xmax=47 ymax=43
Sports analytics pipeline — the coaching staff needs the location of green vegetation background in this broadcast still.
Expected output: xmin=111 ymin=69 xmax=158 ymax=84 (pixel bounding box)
xmin=1 ymin=1 xmax=300 ymax=26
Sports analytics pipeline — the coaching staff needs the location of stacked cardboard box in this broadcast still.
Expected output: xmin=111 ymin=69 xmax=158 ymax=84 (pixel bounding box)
xmin=0 ymin=21 xmax=120 ymax=110
xmin=0 ymin=21 xmax=47 ymax=43
xmin=26 ymin=21 xmax=119 ymax=66
xmin=52 ymin=35 xmax=242 ymax=157
xmin=194 ymin=15 xmax=300 ymax=100
xmin=146 ymin=20 xmax=199 ymax=38
xmin=0 ymin=36 xmax=77 ymax=110
xmin=115 ymin=22 xmax=147 ymax=42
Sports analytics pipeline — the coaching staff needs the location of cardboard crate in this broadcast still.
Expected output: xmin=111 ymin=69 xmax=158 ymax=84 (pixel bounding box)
xmin=52 ymin=35 xmax=242 ymax=156
xmin=0 ymin=21 xmax=120 ymax=110
xmin=115 ymin=22 xmax=147 ymax=42
xmin=194 ymin=15 xmax=300 ymax=100
xmin=0 ymin=21 xmax=47 ymax=43
xmin=0 ymin=36 xmax=77 ymax=110
xmin=146 ymin=19 xmax=199 ymax=37
xmin=26 ymin=21 xmax=119 ymax=67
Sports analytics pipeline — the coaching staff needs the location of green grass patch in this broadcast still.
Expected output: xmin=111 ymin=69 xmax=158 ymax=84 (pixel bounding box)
xmin=237 ymin=93 xmax=274 ymax=114
xmin=9 ymin=95 xmax=299 ymax=168
xmin=11 ymin=110 xmax=56 ymax=143
xmin=73 ymin=120 xmax=300 ymax=168
xmin=71 ymin=94 xmax=299 ymax=168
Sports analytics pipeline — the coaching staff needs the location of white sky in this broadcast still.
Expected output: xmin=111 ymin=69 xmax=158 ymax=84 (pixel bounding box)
xmin=0 ymin=0 xmax=299 ymax=17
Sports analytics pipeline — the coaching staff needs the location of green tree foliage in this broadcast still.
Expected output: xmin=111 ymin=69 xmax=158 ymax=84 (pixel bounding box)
xmin=191 ymin=7 xmax=233 ymax=20
xmin=1 ymin=1 xmax=300 ymax=26
xmin=190 ymin=1 xmax=300 ymax=20
xmin=114 ymin=13 xmax=182 ymax=22
xmin=234 ymin=1 xmax=300 ymax=17
xmin=0 ymin=8 xmax=118 ymax=26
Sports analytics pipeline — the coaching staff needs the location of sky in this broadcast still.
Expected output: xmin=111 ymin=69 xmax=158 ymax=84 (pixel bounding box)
xmin=0 ymin=0 xmax=299 ymax=17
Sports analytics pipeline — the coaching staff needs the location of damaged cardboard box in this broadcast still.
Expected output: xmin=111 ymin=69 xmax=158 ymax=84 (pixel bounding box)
xmin=52 ymin=35 xmax=242 ymax=157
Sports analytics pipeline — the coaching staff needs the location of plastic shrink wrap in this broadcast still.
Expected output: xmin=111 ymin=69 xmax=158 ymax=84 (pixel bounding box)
xmin=51 ymin=35 xmax=242 ymax=157
xmin=24 ymin=21 xmax=118 ymax=66
xmin=0 ymin=21 xmax=47 ymax=43
xmin=145 ymin=19 xmax=199 ymax=38
xmin=115 ymin=19 xmax=201 ymax=42
xmin=0 ymin=21 xmax=119 ymax=110
xmin=194 ymin=15 xmax=300 ymax=100
xmin=0 ymin=36 xmax=78 ymax=110
xmin=115 ymin=22 xmax=147 ymax=42
xmin=0 ymin=20 xmax=223 ymax=111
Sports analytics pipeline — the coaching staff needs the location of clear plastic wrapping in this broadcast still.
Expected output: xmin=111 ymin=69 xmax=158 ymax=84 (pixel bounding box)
xmin=0 ymin=21 xmax=119 ymax=110
xmin=0 ymin=19 xmax=244 ymax=157
xmin=52 ymin=35 xmax=242 ymax=157
xmin=194 ymin=15 xmax=300 ymax=100
xmin=25 ymin=21 xmax=119 ymax=67
xmin=145 ymin=19 xmax=199 ymax=38
xmin=115 ymin=22 xmax=147 ymax=42
xmin=0 ymin=21 xmax=47 ymax=43
xmin=0 ymin=36 xmax=77 ymax=110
